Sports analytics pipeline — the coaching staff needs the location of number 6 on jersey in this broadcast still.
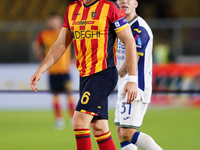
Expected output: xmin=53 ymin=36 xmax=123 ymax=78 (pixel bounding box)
xmin=81 ymin=91 xmax=91 ymax=105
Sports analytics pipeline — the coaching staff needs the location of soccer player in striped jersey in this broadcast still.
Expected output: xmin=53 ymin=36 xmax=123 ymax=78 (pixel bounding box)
xmin=114 ymin=0 xmax=163 ymax=150
xmin=30 ymin=0 xmax=138 ymax=149
xmin=32 ymin=13 xmax=75 ymax=129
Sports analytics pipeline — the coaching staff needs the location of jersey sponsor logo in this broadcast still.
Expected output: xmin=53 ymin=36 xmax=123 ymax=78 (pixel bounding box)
xmin=134 ymin=28 xmax=142 ymax=33
xmin=118 ymin=41 xmax=125 ymax=53
xmin=117 ymin=55 xmax=126 ymax=60
xmin=72 ymin=20 xmax=95 ymax=25
xmin=71 ymin=30 xmax=101 ymax=39
xmin=117 ymin=49 xmax=125 ymax=54
xmin=123 ymin=18 xmax=127 ymax=23
xmin=117 ymin=41 xmax=126 ymax=60
xmin=91 ymin=12 xmax=97 ymax=19
xmin=123 ymin=117 xmax=130 ymax=120
xmin=134 ymin=34 xmax=142 ymax=48
xmin=115 ymin=21 xmax=120 ymax=27
xmin=75 ymin=13 xmax=81 ymax=15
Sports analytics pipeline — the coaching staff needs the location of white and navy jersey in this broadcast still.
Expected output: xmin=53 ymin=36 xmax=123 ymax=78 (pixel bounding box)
xmin=117 ymin=16 xmax=153 ymax=103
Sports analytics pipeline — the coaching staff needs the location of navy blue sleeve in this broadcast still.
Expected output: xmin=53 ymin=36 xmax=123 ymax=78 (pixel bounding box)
xmin=132 ymin=26 xmax=150 ymax=56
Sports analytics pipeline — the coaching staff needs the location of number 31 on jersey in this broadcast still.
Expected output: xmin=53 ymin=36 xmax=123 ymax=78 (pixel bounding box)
xmin=121 ymin=102 xmax=132 ymax=115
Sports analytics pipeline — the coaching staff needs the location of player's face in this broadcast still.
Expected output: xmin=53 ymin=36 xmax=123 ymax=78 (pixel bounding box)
xmin=117 ymin=0 xmax=138 ymax=15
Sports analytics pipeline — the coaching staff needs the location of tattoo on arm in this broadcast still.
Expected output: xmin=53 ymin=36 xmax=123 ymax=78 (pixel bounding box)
xmin=118 ymin=61 xmax=128 ymax=78
xmin=118 ymin=55 xmax=140 ymax=78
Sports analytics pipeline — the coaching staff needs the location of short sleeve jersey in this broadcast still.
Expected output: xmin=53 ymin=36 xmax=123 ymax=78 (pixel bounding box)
xmin=117 ymin=16 xmax=153 ymax=103
xmin=36 ymin=29 xmax=71 ymax=74
xmin=63 ymin=0 xmax=128 ymax=77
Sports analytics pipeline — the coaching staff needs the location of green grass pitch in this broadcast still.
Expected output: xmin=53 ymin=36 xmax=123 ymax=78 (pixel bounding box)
xmin=0 ymin=108 xmax=200 ymax=150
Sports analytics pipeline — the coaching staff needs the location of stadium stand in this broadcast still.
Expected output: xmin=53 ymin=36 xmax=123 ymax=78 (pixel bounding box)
xmin=0 ymin=0 xmax=70 ymax=21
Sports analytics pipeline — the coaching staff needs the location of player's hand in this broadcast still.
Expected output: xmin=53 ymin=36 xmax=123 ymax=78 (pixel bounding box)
xmin=30 ymin=71 xmax=42 ymax=92
xmin=123 ymin=82 xmax=137 ymax=104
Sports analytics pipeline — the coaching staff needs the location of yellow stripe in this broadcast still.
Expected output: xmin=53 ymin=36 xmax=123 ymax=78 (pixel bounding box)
xmin=95 ymin=132 xmax=111 ymax=141
xmin=77 ymin=5 xmax=85 ymax=72
xmin=96 ymin=3 xmax=110 ymax=73
xmin=115 ymin=24 xmax=129 ymax=33
xmin=80 ymin=109 xmax=97 ymax=116
xmin=137 ymin=52 xmax=144 ymax=56
xmin=74 ymin=130 xmax=90 ymax=135
xmin=72 ymin=4 xmax=84 ymax=72
xmin=62 ymin=27 xmax=69 ymax=29
xmin=63 ymin=4 xmax=77 ymax=31
xmin=68 ymin=3 xmax=77 ymax=24
xmin=68 ymin=3 xmax=82 ymax=71
xmin=120 ymin=140 xmax=127 ymax=143
xmin=113 ymin=38 xmax=117 ymax=65
xmin=84 ymin=2 xmax=99 ymax=75
xmin=80 ymin=109 xmax=86 ymax=113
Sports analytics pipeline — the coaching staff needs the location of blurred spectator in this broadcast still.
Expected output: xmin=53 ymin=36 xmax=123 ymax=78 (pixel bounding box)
xmin=32 ymin=12 xmax=75 ymax=129
xmin=153 ymin=37 xmax=174 ymax=64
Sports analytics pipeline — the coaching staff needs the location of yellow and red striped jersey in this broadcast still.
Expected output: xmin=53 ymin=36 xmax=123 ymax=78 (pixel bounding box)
xmin=63 ymin=0 xmax=128 ymax=77
xmin=37 ymin=29 xmax=71 ymax=75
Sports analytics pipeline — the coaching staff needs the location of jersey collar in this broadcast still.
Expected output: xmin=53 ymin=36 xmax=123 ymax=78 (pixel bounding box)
xmin=83 ymin=0 xmax=99 ymax=8
xmin=128 ymin=15 xmax=138 ymax=24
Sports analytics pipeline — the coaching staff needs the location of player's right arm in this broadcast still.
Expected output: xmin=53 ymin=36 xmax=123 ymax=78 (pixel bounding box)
xmin=116 ymin=26 xmax=138 ymax=104
xmin=30 ymin=28 xmax=72 ymax=92
xmin=118 ymin=56 xmax=140 ymax=78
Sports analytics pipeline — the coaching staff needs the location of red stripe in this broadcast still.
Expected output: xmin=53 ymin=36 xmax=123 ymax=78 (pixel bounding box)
xmin=74 ymin=129 xmax=90 ymax=131
xmin=80 ymin=26 xmax=85 ymax=30
xmin=81 ymin=6 xmax=90 ymax=20
xmin=89 ymin=39 xmax=98 ymax=75
xmin=91 ymin=26 xmax=98 ymax=30
xmin=71 ymin=26 xmax=74 ymax=30
xmin=73 ymin=40 xmax=80 ymax=69
xmin=78 ymin=6 xmax=89 ymax=77
xmin=94 ymin=2 xmax=104 ymax=20
xmin=93 ymin=2 xmax=107 ymax=70
xmin=75 ymin=133 xmax=90 ymax=137
xmin=80 ymin=39 xmax=87 ymax=76
xmin=84 ymin=110 xmax=98 ymax=116
xmin=102 ymin=28 xmax=108 ymax=70
xmin=72 ymin=4 xmax=81 ymax=20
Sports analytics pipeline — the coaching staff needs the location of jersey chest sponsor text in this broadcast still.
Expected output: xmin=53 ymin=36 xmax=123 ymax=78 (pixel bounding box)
xmin=70 ymin=20 xmax=102 ymax=40
xmin=117 ymin=41 xmax=126 ymax=60
xmin=72 ymin=20 xmax=95 ymax=26
xmin=71 ymin=30 xmax=100 ymax=39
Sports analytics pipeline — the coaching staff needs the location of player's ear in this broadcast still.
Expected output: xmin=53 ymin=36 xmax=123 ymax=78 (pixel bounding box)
xmin=134 ymin=0 xmax=138 ymax=8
